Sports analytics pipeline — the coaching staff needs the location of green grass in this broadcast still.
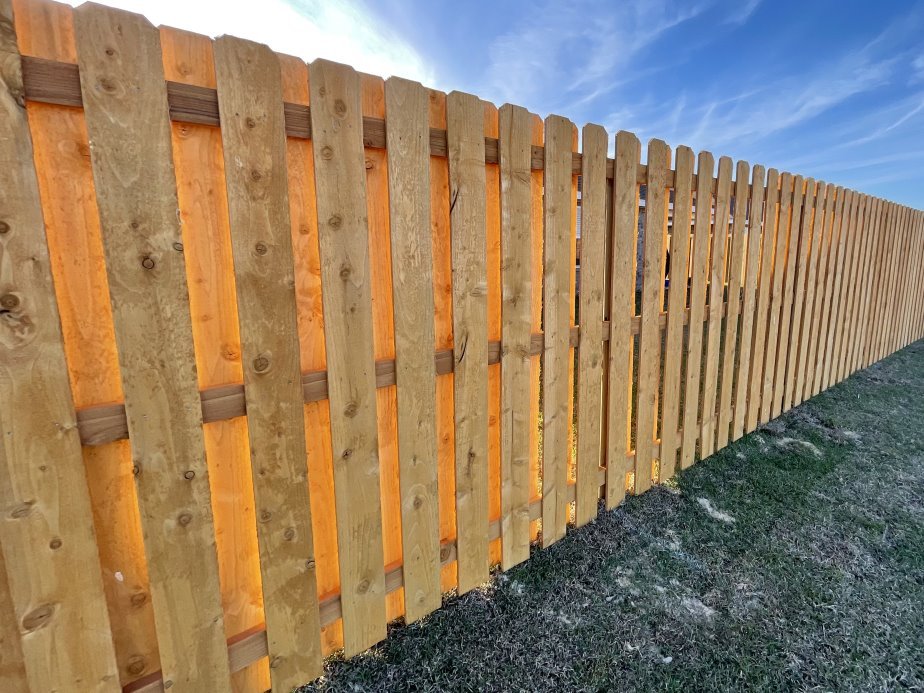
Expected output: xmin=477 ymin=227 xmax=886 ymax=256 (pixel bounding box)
xmin=299 ymin=339 xmax=924 ymax=692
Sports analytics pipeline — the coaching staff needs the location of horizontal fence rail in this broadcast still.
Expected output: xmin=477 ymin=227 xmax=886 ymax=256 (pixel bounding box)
xmin=2 ymin=0 xmax=923 ymax=692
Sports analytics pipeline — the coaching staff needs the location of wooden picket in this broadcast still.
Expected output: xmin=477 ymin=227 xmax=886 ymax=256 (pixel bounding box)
xmin=2 ymin=2 xmax=923 ymax=690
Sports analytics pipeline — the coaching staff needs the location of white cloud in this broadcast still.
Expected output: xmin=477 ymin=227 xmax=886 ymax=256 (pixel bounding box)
xmin=64 ymin=0 xmax=435 ymax=86
xmin=479 ymin=0 xmax=708 ymax=117
xmin=723 ymin=0 xmax=762 ymax=25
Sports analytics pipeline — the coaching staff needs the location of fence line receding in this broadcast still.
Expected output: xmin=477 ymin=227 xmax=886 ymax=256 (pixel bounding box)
xmin=2 ymin=0 xmax=923 ymax=691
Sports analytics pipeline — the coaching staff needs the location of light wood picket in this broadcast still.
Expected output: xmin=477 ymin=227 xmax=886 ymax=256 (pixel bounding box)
xmin=680 ymin=152 xmax=716 ymax=468
xmin=384 ymin=77 xmax=441 ymax=621
xmin=447 ymin=90 xmax=490 ymax=589
xmin=745 ymin=168 xmax=778 ymax=433
xmin=309 ymin=59 xmax=386 ymax=655
xmin=575 ymin=124 xmax=608 ymax=526
xmin=74 ymin=5 xmax=232 ymax=689
xmin=0 ymin=2 xmax=119 ymax=688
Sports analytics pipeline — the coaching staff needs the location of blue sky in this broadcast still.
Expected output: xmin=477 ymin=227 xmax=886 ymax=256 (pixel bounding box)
xmin=68 ymin=0 xmax=924 ymax=208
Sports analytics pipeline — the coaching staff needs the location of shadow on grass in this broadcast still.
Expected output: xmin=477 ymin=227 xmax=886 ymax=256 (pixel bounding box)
xmin=300 ymin=340 xmax=924 ymax=692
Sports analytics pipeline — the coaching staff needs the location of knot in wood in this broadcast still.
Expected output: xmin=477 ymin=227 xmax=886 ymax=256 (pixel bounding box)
xmin=21 ymin=604 xmax=54 ymax=632
xmin=49 ymin=537 xmax=63 ymax=550
xmin=245 ymin=116 xmax=257 ymax=129
xmin=253 ymin=356 xmax=270 ymax=372
xmin=172 ymin=242 xmax=184 ymax=252
xmin=356 ymin=578 xmax=370 ymax=594
xmin=183 ymin=470 xmax=195 ymax=480
xmin=283 ymin=527 xmax=296 ymax=541
xmin=259 ymin=510 xmax=272 ymax=523
xmin=127 ymin=655 xmax=147 ymax=676
xmin=254 ymin=241 xmax=268 ymax=255
xmin=320 ymin=145 xmax=334 ymax=160
xmin=343 ymin=401 xmax=358 ymax=417
xmin=177 ymin=512 xmax=193 ymax=527
xmin=364 ymin=158 xmax=374 ymax=170
xmin=0 ymin=221 xmax=10 ymax=234
xmin=339 ymin=263 xmax=352 ymax=280
xmin=0 ymin=294 xmax=20 ymax=310
xmin=250 ymin=168 xmax=263 ymax=182
xmin=130 ymin=592 xmax=147 ymax=607
xmin=328 ymin=214 xmax=343 ymax=228
xmin=341 ymin=448 xmax=353 ymax=459
xmin=334 ymin=99 xmax=347 ymax=117
xmin=98 ymin=77 xmax=117 ymax=94
xmin=305 ymin=559 xmax=316 ymax=570
xmin=141 ymin=257 xmax=155 ymax=270
xmin=413 ymin=495 xmax=424 ymax=510
xmin=270 ymin=656 xmax=283 ymax=670
xmin=9 ymin=502 xmax=33 ymax=519
xmin=132 ymin=464 xmax=141 ymax=476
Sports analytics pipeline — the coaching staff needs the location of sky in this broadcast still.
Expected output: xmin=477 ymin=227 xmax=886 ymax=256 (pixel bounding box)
xmin=65 ymin=0 xmax=924 ymax=208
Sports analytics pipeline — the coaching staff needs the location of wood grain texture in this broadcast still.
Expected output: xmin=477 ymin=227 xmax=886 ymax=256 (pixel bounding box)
xmin=575 ymin=124 xmax=607 ymax=526
xmin=214 ymin=36 xmax=323 ymax=688
xmin=761 ymin=173 xmax=794 ymax=423
xmin=540 ymin=114 xmax=573 ymax=545
xmin=659 ymin=146 xmax=693 ymax=477
xmin=783 ymin=179 xmax=821 ymax=412
xmin=836 ymin=194 xmax=866 ymax=382
xmin=634 ymin=139 xmax=670 ymax=491
xmin=732 ymin=164 xmax=766 ymax=441
xmin=160 ymin=26 xmax=268 ymax=691
xmin=680 ymin=151 xmax=715 ymax=469
xmin=812 ymin=188 xmax=854 ymax=395
xmin=383 ymin=76 xmax=441 ymax=620
xmin=797 ymin=183 xmax=834 ymax=404
xmin=308 ymin=58 xmax=385 ymax=655
xmin=700 ymin=156 xmax=732 ymax=458
xmin=606 ymin=131 xmax=639 ymax=506
xmin=716 ymin=160 xmax=749 ymax=450
xmin=446 ymin=90 xmax=489 ymax=591
xmin=73 ymin=4 xmax=231 ymax=690
xmin=770 ymin=175 xmax=806 ymax=418
xmin=498 ymin=103 xmax=534 ymax=564
xmin=745 ymin=168 xmax=778 ymax=434
xmin=0 ymin=1 xmax=119 ymax=688
xmin=16 ymin=1 xmax=157 ymax=684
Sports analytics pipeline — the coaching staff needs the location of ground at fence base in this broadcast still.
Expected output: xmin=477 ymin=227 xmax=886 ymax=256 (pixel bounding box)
xmin=298 ymin=339 xmax=924 ymax=692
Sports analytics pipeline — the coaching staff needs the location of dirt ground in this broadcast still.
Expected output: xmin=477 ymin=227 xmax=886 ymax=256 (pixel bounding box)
xmin=299 ymin=339 xmax=924 ymax=692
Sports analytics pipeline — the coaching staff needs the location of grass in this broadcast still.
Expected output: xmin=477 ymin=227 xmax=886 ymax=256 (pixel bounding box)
xmin=299 ymin=339 xmax=924 ymax=692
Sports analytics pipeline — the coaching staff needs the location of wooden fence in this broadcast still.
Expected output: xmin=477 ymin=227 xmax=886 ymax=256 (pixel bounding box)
xmin=2 ymin=0 xmax=923 ymax=691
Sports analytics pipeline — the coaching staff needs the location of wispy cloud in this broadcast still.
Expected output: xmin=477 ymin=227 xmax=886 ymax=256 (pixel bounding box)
xmin=479 ymin=0 xmax=708 ymax=118
xmin=724 ymin=0 xmax=762 ymax=25
xmin=63 ymin=0 xmax=436 ymax=86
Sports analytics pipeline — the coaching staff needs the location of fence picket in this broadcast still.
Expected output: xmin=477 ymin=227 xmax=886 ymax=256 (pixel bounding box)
xmin=762 ymin=174 xmax=795 ymax=421
xmin=745 ymin=169 xmax=779 ymax=433
xmin=498 ymin=104 xmax=534 ymax=563
xmin=812 ymin=187 xmax=844 ymax=396
xmin=785 ymin=179 xmax=822 ymax=410
xmin=634 ymin=139 xmax=670 ymax=491
xmin=660 ymin=146 xmax=694 ymax=477
xmin=839 ymin=194 xmax=869 ymax=380
xmin=575 ymin=124 xmax=608 ymax=525
xmin=700 ymin=157 xmax=733 ymax=458
xmin=384 ymin=77 xmax=441 ymax=621
xmin=606 ymin=131 xmax=640 ymax=505
xmin=309 ymin=58 xmax=386 ymax=654
xmin=447 ymin=90 xmax=490 ymax=588
xmin=73 ymin=5 xmax=232 ymax=688
xmin=680 ymin=152 xmax=716 ymax=468
xmin=732 ymin=165 xmax=767 ymax=440
xmin=822 ymin=190 xmax=855 ymax=390
xmin=797 ymin=183 xmax=835 ymax=405
xmin=0 ymin=1 xmax=119 ymax=688
xmin=213 ymin=36 xmax=323 ymax=687
xmin=716 ymin=161 xmax=750 ymax=449
xmin=541 ymin=114 xmax=575 ymax=543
